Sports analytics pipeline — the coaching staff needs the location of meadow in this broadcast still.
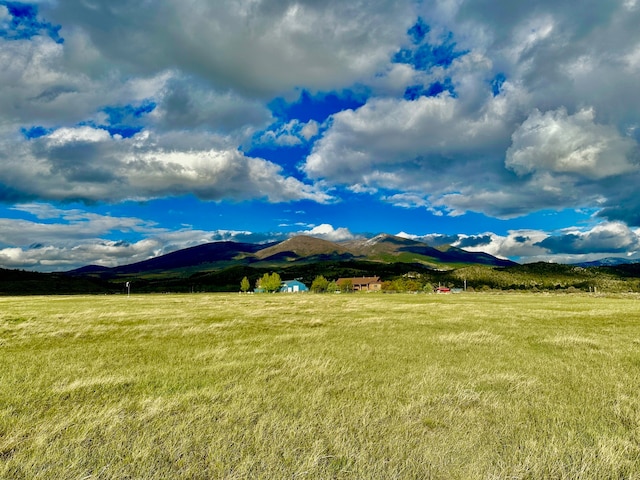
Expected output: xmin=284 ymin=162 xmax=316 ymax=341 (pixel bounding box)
xmin=1 ymin=292 xmax=639 ymax=479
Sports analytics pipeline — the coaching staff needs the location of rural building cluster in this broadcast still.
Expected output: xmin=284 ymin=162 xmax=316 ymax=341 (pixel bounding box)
xmin=250 ymin=275 xmax=463 ymax=294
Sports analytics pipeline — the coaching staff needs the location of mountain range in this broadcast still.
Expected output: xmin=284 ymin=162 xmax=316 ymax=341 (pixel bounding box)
xmin=49 ymin=233 xmax=516 ymax=293
xmin=69 ymin=233 xmax=515 ymax=278
xmin=572 ymin=257 xmax=638 ymax=267
xmin=3 ymin=234 xmax=640 ymax=295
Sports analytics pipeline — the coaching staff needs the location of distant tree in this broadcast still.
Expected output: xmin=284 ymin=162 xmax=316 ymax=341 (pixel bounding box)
xmin=259 ymin=272 xmax=282 ymax=293
xmin=271 ymin=272 xmax=282 ymax=292
xmin=404 ymin=279 xmax=420 ymax=293
xmin=326 ymin=280 xmax=338 ymax=293
xmin=340 ymin=278 xmax=354 ymax=293
xmin=311 ymin=275 xmax=329 ymax=293
xmin=240 ymin=276 xmax=250 ymax=293
xmin=258 ymin=273 xmax=267 ymax=292
xmin=381 ymin=280 xmax=394 ymax=292
xmin=392 ymin=279 xmax=406 ymax=293
xmin=422 ymin=282 xmax=434 ymax=293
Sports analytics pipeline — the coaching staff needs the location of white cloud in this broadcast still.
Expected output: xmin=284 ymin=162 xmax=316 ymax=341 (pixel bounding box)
xmin=0 ymin=205 xmax=168 ymax=270
xmin=46 ymin=126 xmax=111 ymax=144
xmin=382 ymin=193 xmax=430 ymax=209
xmin=0 ymin=25 xmax=327 ymax=206
xmin=300 ymin=120 xmax=319 ymax=140
xmin=0 ymin=205 xmax=160 ymax=247
xmin=46 ymin=0 xmax=413 ymax=97
xmin=299 ymin=224 xmax=357 ymax=242
xmin=347 ymin=183 xmax=378 ymax=195
xmin=0 ymin=127 xmax=332 ymax=204
xmin=506 ymin=108 xmax=638 ymax=180
xmin=0 ymin=239 xmax=163 ymax=270
xmin=475 ymin=223 xmax=640 ymax=263
xmin=304 ymin=92 xmax=513 ymax=186
xmin=300 ymin=0 xmax=640 ymax=224
xmin=255 ymin=119 xmax=320 ymax=147
xmin=398 ymin=224 xmax=640 ymax=264
xmin=302 ymin=83 xmax=529 ymax=218
xmin=535 ymin=221 xmax=640 ymax=255
xmin=463 ymin=230 xmax=550 ymax=260
xmin=3 ymin=1 xmax=639 ymax=223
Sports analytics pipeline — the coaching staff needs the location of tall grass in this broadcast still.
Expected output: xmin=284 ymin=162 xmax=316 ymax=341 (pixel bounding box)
xmin=1 ymin=293 xmax=639 ymax=479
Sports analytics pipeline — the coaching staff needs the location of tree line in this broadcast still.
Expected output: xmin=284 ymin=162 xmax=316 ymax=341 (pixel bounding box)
xmin=241 ymin=274 xmax=437 ymax=294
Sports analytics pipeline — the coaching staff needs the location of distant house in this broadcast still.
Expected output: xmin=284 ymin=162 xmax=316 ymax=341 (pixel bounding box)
xmin=436 ymin=286 xmax=451 ymax=294
xmin=280 ymin=280 xmax=308 ymax=293
xmin=336 ymin=276 xmax=382 ymax=292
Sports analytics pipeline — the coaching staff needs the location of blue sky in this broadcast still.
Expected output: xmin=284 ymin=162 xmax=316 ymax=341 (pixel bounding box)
xmin=1 ymin=0 xmax=640 ymax=271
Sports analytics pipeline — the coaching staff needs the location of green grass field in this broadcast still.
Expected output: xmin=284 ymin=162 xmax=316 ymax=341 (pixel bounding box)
xmin=1 ymin=293 xmax=640 ymax=479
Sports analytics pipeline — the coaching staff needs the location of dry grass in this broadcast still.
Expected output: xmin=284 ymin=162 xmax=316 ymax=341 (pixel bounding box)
xmin=1 ymin=292 xmax=640 ymax=479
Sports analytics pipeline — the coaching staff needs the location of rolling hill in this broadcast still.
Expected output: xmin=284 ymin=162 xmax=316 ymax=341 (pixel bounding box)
xmin=68 ymin=241 xmax=274 ymax=277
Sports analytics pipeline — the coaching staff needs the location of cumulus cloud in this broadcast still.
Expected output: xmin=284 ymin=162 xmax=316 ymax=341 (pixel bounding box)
xmin=0 ymin=19 xmax=330 ymax=207
xmin=153 ymin=76 xmax=272 ymax=134
xmin=305 ymin=81 xmax=640 ymax=221
xmin=383 ymin=193 xmax=431 ymax=209
xmin=440 ymin=107 xmax=640 ymax=218
xmin=399 ymin=224 xmax=640 ymax=264
xmin=396 ymin=231 xmax=459 ymax=246
xmin=304 ymin=91 xmax=515 ymax=188
xmin=5 ymin=0 xmax=640 ymax=223
xmin=463 ymin=230 xmax=551 ymax=261
xmin=0 ymin=205 xmax=166 ymax=270
xmin=0 ymin=204 xmax=157 ymax=247
xmin=0 ymin=239 xmax=163 ymax=270
xmin=301 ymin=0 xmax=640 ymax=224
xmin=0 ymin=126 xmax=332 ymax=204
xmin=506 ymin=108 xmax=637 ymax=180
xmin=298 ymin=224 xmax=357 ymax=242
xmin=398 ymin=230 xmax=536 ymax=259
xmin=479 ymin=224 xmax=640 ymax=263
xmin=255 ymin=119 xmax=320 ymax=147
xmin=45 ymin=0 xmax=412 ymax=97
xmin=535 ymin=222 xmax=640 ymax=255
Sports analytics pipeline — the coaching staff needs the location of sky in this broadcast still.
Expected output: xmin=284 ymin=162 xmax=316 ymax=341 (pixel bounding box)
xmin=1 ymin=0 xmax=640 ymax=271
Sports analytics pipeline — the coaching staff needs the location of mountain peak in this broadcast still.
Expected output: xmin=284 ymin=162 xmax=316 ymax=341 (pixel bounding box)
xmin=255 ymin=235 xmax=350 ymax=260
